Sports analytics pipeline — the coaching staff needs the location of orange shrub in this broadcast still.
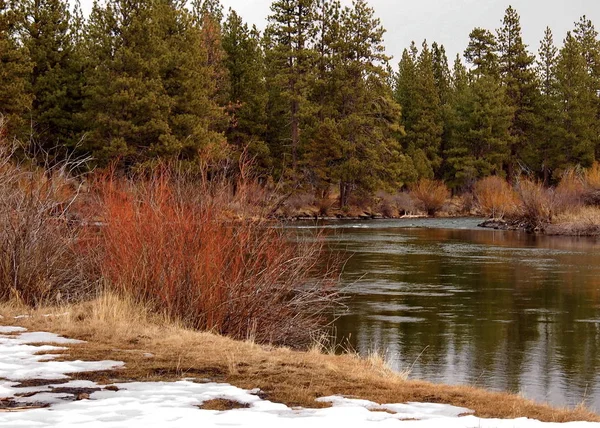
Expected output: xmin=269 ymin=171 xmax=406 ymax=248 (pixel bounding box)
xmin=474 ymin=176 xmax=519 ymax=219
xmin=409 ymin=179 xmax=450 ymax=216
xmin=98 ymin=171 xmax=339 ymax=347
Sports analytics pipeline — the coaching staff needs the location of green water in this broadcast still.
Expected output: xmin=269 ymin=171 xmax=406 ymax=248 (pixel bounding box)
xmin=296 ymin=218 xmax=600 ymax=410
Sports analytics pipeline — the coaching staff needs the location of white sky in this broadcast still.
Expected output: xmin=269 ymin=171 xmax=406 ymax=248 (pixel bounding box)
xmin=80 ymin=0 xmax=600 ymax=65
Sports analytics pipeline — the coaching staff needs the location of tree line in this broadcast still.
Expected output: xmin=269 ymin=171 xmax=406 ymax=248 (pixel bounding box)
xmin=1 ymin=0 xmax=599 ymax=204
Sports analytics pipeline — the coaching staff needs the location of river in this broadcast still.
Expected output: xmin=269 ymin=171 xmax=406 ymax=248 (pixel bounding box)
xmin=293 ymin=218 xmax=600 ymax=410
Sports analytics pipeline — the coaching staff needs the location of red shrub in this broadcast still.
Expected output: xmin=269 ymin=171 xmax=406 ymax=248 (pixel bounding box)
xmin=98 ymin=172 xmax=338 ymax=347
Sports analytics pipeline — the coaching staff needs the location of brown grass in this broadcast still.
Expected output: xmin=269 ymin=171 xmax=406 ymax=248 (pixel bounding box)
xmin=97 ymin=171 xmax=339 ymax=347
xmin=199 ymin=399 xmax=251 ymax=410
xmin=0 ymin=297 xmax=597 ymax=423
xmin=546 ymin=206 xmax=600 ymax=236
xmin=474 ymin=177 xmax=519 ymax=219
xmin=410 ymin=179 xmax=450 ymax=216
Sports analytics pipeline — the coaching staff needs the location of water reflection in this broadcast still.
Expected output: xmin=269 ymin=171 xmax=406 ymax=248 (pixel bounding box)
xmin=309 ymin=219 xmax=600 ymax=410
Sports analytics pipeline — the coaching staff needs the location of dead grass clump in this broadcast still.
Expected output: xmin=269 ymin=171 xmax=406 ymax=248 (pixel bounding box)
xmin=547 ymin=206 xmax=600 ymax=236
xmin=583 ymin=162 xmax=600 ymax=205
xmin=555 ymin=169 xmax=585 ymax=211
xmin=0 ymin=143 xmax=95 ymax=306
xmin=199 ymin=399 xmax=251 ymax=410
xmin=98 ymin=171 xmax=339 ymax=348
xmin=474 ymin=176 xmax=519 ymax=219
xmin=409 ymin=179 xmax=449 ymax=216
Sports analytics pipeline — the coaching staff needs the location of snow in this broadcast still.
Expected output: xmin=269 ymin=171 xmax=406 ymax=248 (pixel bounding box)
xmin=1 ymin=326 xmax=599 ymax=427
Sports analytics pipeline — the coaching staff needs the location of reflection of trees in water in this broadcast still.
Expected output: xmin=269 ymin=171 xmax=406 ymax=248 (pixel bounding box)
xmin=332 ymin=225 xmax=600 ymax=408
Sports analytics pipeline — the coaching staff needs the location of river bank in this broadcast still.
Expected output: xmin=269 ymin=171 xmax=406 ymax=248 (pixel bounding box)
xmin=1 ymin=297 xmax=598 ymax=424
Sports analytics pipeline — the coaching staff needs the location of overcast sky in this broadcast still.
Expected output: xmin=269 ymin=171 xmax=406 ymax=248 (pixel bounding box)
xmin=81 ymin=0 xmax=600 ymax=65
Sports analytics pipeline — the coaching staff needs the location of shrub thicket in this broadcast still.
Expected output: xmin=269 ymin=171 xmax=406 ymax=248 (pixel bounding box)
xmin=410 ymin=179 xmax=450 ymax=216
xmin=98 ymin=171 xmax=340 ymax=347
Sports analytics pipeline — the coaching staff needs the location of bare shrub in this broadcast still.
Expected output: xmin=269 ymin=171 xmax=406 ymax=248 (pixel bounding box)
xmin=0 ymin=143 xmax=95 ymax=306
xmin=515 ymin=179 xmax=557 ymax=229
xmin=393 ymin=192 xmax=416 ymax=215
xmin=474 ymin=176 xmax=519 ymax=219
xmin=409 ymin=179 xmax=450 ymax=216
xmin=376 ymin=191 xmax=416 ymax=217
xmin=98 ymin=171 xmax=340 ymax=347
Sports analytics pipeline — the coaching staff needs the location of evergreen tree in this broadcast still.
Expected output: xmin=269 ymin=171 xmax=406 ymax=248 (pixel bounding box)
xmin=464 ymin=28 xmax=498 ymax=77
xmin=306 ymin=0 xmax=412 ymax=205
xmin=20 ymin=0 xmax=84 ymax=157
xmin=573 ymin=16 xmax=600 ymax=159
xmin=395 ymin=41 xmax=442 ymax=179
xmin=0 ymin=0 xmax=32 ymax=139
xmin=431 ymin=42 xmax=452 ymax=176
xmin=222 ymin=9 xmax=270 ymax=173
xmin=411 ymin=41 xmax=443 ymax=177
xmin=82 ymin=0 xmax=227 ymax=168
xmin=265 ymin=0 xmax=317 ymax=176
xmin=497 ymin=5 xmax=539 ymax=180
xmin=555 ymin=31 xmax=596 ymax=167
xmin=533 ymin=27 xmax=562 ymax=183
xmin=193 ymin=0 xmax=229 ymax=109
xmin=432 ymin=42 xmax=451 ymax=105
xmin=445 ymin=43 xmax=513 ymax=190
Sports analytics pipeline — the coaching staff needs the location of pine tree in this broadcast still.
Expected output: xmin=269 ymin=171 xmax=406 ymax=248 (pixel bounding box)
xmin=555 ymin=32 xmax=596 ymax=167
xmin=82 ymin=0 xmax=226 ymax=168
xmin=497 ymin=6 xmax=539 ymax=180
xmin=193 ymin=0 xmax=230 ymax=109
xmin=573 ymin=16 xmax=600 ymax=159
xmin=432 ymin=42 xmax=452 ymax=105
xmin=395 ymin=41 xmax=442 ymax=179
xmin=411 ymin=41 xmax=443 ymax=178
xmin=306 ymin=0 xmax=413 ymax=205
xmin=533 ymin=27 xmax=562 ymax=183
xmin=20 ymin=0 xmax=84 ymax=157
xmin=0 ymin=0 xmax=32 ymax=139
xmin=464 ymin=28 xmax=498 ymax=77
xmin=445 ymin=43 xmax=513 ymax=190
xmin=222 ymin=9 xmax=270 ymax=173
xmin=265 ymin=0 xmax=317 ymax=176
xmin=431 ymin=43 xmax=454 ymax=179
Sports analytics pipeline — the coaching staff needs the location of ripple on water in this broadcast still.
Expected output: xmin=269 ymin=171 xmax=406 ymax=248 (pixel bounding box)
xmin=368 ymin=315 xmax=426 ymax=324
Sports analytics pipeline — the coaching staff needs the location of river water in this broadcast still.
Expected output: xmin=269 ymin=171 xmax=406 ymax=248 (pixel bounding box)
xmin=295 ymin=218 xmax=600 ymax=410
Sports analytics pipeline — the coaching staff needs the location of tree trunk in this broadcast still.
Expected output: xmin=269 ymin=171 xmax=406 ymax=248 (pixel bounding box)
xmin=291 ymin=99 xmax=299 ymax=172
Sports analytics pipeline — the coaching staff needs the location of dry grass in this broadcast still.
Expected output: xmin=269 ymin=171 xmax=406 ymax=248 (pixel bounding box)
xmin=583 ymin=162 xmax=600 ymax=205
xmin=410 ymin=179 xmax=450 ymax=216
xmin=0 ymin=297 xmax=598 ymax=423
xmin=474 ymin=176 xmax=519 ymax=219
xmin=546 ymin=206 xmax=600 ymax=236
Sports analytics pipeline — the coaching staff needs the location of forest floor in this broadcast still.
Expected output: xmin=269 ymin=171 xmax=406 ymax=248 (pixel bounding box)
xmin=1 ymin=297 xmax=599 ymax=427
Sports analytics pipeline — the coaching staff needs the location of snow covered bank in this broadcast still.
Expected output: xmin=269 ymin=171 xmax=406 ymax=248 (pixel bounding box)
xmin=0 ymin=326 xmax=599 ymax=427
